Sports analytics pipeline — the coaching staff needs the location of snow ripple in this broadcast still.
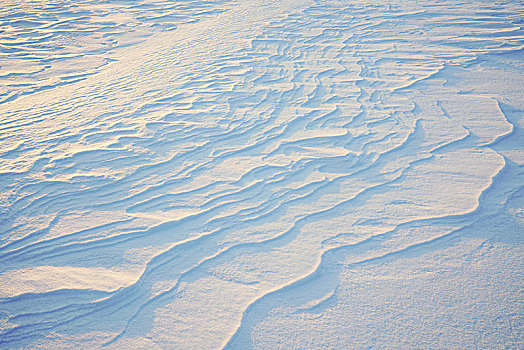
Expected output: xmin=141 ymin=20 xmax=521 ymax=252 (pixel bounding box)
xmin=0 ymin=0 xmax=523 ymax=348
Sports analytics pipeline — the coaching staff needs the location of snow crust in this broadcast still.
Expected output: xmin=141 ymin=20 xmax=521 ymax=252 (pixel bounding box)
xmin=0 ymin=0 xmax=523 ymax=348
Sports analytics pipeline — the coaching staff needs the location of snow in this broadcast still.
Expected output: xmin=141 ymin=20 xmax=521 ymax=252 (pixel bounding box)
xmin=0 ymin=0 xmax=523 ymax=348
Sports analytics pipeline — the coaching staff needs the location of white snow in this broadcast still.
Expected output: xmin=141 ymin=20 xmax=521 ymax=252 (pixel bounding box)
xmin=0 ymin=0 xmax=523 ymax=348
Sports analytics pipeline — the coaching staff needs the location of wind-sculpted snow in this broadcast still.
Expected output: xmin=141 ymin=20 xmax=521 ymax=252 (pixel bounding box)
xmin=0 ymin=0 xmax=230 ymax=105
xmin=0 ymin=0 xmax=523 ymax=348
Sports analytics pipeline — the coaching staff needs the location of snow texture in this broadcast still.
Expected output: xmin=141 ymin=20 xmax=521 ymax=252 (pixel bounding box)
xmin=0 ymin=0 xmax=523 ymax=348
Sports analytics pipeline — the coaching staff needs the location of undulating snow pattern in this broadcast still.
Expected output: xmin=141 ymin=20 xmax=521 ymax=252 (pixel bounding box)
xmin=1 ymin=0 xmax=523 ymax=348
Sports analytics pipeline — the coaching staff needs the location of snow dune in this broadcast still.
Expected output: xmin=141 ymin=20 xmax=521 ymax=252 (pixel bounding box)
xmin=0 ymin=0 xmax=523 ymax=348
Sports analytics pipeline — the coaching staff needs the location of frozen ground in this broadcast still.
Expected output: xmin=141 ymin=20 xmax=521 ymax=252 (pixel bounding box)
xmin=0 ymin=0 xmax=523 ymax=348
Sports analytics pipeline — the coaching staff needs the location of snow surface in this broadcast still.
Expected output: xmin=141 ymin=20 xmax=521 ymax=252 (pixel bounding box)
xmin=0 ymin=0 xmax=523 ymax=348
